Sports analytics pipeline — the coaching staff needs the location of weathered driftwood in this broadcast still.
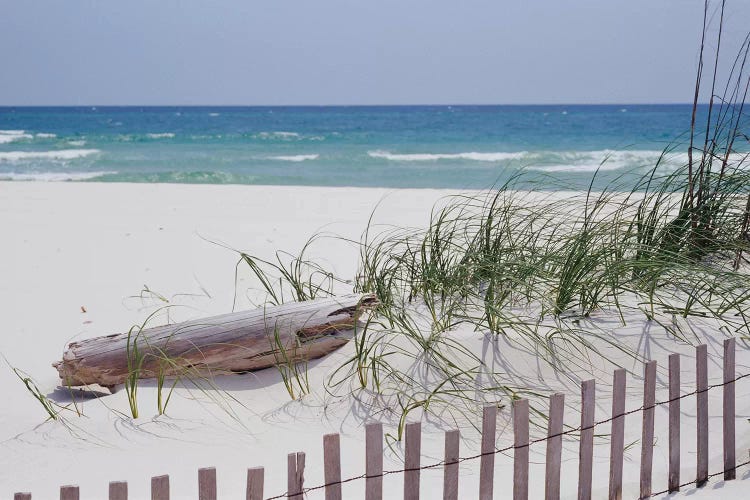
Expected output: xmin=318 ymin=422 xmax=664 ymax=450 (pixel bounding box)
xmin=54 ymin=294 xmax=376 ymax=387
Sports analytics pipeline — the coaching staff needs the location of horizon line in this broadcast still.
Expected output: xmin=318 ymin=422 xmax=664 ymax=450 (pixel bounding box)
xmin=0 ymin=102 xmax=707 ymax=108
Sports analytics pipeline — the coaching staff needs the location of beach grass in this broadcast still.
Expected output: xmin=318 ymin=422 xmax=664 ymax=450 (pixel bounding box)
xmin=12 ymin=366 xmax=61 ymax=421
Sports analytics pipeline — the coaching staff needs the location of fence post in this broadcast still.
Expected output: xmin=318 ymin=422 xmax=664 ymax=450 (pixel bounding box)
xmin=578 ymin=380 xmax=595 ymax=500
xmin=668 ymin=354 xmax=680 ymax=492
xmin=479 ymin=404 xmax=497 ymax=500
xmin=198 ymin=467 xmax=216 ymax=500
xmin=724 ymin=338 xmax=736 ymax=480
xmin=640 ymin=360 xmax=657 ymax=499
xmin=696 ymin=344 xmax=708 ymax=487
xmin=287 ymin=452 xmax=305 ymax=500
xmin=404 ymin=421 xmax=421 ymax=500
xmin=14 ymin=494 xmax=31 ymax=500
xmin=609 ymin=369 xmax=626 ymax=500
xmin=443 ymin=429 xmax=460 ymax=500
xmin=151 ymin=475 xmax=169 ymax=500
xmin=365 ymin=422 xmax=383 ymax=500
xmin=246 ymin=467 xmax=264 ymax=500
xmin=109 ymin=481 xmax=128 ymax=500
xmin=545 ymin=393 xmax=564 ymax=500
xmin=324 ymin=433 xmax=342 ymax=500
xmin=514 ymin=399 xmax=529 ymax=500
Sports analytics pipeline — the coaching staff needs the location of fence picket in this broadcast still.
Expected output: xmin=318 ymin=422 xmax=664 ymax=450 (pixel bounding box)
xmin=545 ymin=393 xmax=564 ymax=500
xmin=151 ymin=475 xmax=169 ymax=500
xmin=578 ymin=380 xmax=595 ymax=500
xmin=696 ymin=344 xmax=708 ymax=486
xmin=246 ymin=467 xmax=264 ymax=500
xmin=724 ymin=338 xmax=736 ymax=480
xmin=640 ymin=360 xmax=657 ymax=498
xmin=324 ymin=433 xmax=342 ymax=500
xmin=287 ymin=452 xmax=305 ymax=500
xmin=365 ymin=422 xmax=383 ymax=500
xmin=60 ymin=486 xmax=79 ymax=500
xmin=669 ymin=354 xmax=680 ymax=492
xmin=514 ymin=399 xmax=530 ymax=500
xmin=404 ymin=421 xmax=421 ymax=500
xmin=479 ymin=405 xmax=497 ymax=500
xmin=609 ymin=369 xmax=626 ymax=500
xmin=109 ymin=481 xmax=128 ymax=500
xmin=443 ymin=430 xmax=460 ymax=500
xmin=198 ymin=467 xmax=216 ymax=500
xmin=13 ymin=494 xmax=31 ymax=500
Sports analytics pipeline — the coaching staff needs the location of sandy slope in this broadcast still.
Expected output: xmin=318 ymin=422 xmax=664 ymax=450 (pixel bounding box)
xmin=0 ymin=181 xmax=747 ymax=499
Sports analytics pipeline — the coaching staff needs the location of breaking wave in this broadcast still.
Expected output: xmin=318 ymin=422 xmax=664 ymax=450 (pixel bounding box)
xmin=368 ymin=150 xmax=527 ymax=162
xmin=0 ymin=130 xmax=33 ymax=144
xmin=365 ymin=149 xmax=711 ymax=172
xmin=268 ymin=154 xmax=319 ymax=162
xmin=0 ymin=149 xmax=101 ymax=162
xmin=253 ymin=131 xmax=301 ymax=140
xmin=0 ymin=171 xmax=115 ymax=181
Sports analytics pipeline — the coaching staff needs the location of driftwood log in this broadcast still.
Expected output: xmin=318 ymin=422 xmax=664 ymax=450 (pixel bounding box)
xmin=54 ymin=294 xmax=377 ymax=387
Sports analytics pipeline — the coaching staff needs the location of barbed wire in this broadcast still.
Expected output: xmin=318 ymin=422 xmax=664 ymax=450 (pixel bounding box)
xmin=265 ymin=371 xmax=750 ymax=499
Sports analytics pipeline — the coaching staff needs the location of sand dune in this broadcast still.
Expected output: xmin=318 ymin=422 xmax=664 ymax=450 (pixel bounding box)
xmin=0 ymin=181 xmax=747 ymax=499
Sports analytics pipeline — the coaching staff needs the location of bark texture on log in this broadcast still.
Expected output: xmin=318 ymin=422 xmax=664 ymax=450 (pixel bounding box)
xmin=54 ymin=294 xmax=376 ymax=387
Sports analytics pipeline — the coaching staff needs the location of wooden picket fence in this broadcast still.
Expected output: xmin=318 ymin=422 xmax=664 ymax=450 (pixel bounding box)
xmin=11 ymin=338 xmax=748 ymax=500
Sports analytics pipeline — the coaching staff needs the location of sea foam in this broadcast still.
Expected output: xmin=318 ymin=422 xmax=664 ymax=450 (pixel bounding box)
xmin=0 ymin=171 xmax=114 ymax=181
xmin=367 ymin=149 xmax=703 ymax=172
xmin=0 ymin=130 xmax=33 ymax=144
xmin=268 ymin=154 xmax=319 ymax=162
xmin=368 ymin=150 xmax=527 ymax=162
xmin=254 ymin=131 xmax=301 ymax=140
xmin=523 ymin=150 xmax=693 ymax=172
xmin=0 ymin=149 xmax=101 ymax=162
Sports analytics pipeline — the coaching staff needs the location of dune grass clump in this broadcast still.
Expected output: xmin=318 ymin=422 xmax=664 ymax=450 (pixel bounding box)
xmin=238 ymin=234 xmax=338 ymax=306
xmin=331 ymin=157 xmax=746 ymax=431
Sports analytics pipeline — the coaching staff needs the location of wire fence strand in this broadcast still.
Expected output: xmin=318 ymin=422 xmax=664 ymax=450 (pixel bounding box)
xmin=264 ymin=370 xmax=750 ymax=500
xmin=650 ymin=458 xmax=750 ymax=497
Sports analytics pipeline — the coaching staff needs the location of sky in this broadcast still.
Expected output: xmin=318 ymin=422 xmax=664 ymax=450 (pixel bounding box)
xmin=1 ymin=0 xmax=748 ymax=105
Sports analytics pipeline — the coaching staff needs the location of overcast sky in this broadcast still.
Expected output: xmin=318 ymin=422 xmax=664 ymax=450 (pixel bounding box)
xmin=1 ymin=0 xmax=748 ymax=105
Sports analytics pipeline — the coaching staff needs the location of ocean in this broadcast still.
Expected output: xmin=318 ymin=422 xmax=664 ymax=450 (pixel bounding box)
xmin=0 ymin=105 xmax=711 ymax=190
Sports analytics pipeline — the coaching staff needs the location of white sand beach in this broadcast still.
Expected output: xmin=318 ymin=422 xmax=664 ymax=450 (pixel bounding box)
xmin=1 ymin=181 xmax=748 ymax=499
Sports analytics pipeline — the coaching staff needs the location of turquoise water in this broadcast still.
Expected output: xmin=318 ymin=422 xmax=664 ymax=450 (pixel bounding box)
xmin=0 ymin=105 xmax=721 ymax=190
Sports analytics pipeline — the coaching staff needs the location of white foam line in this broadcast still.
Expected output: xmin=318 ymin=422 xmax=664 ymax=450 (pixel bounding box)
xmin=0 ymin=171 xmax=115 ymax=181
xmin=0 ymin=149 xmax=101 ymax=162
xmin=0 ymin=130 xmax=33 ymax=144
xmin=368 ymin=150 xmax=527 ymax=162
xmin=254 ymin=131 xmax=301 ymax=140
xmin=268 ymin=154 xmax=319 ymax=162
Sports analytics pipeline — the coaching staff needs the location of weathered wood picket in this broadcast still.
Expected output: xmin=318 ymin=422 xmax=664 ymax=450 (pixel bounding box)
xmin=11 ymin=339 xmax=746 ymax=499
